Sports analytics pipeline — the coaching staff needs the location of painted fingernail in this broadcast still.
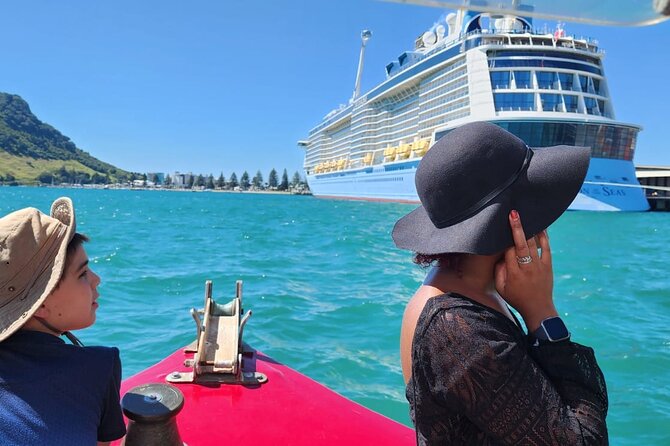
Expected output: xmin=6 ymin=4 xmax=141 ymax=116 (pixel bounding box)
xmin=510 ymin=210 xmax=519 ymax=220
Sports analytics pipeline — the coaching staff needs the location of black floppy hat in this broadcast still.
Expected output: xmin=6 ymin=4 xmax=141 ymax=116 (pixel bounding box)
xmin=392 ymin=121 xmax=590 ymax=255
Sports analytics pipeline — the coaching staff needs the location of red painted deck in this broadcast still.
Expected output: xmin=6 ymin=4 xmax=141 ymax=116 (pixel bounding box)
xmin=113 ymin=346 xmax=414 ymax=445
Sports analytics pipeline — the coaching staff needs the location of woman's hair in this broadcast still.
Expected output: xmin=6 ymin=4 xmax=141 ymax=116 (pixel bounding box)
xmin=413 ymin=252 xmax=464 ymax=269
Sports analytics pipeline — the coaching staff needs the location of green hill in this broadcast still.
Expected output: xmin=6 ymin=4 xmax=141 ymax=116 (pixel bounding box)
xmin=0 ymin=93 xmax=130 ymax=184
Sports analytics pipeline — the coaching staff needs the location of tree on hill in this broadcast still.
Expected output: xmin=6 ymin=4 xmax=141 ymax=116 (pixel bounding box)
xmin=216 ymin=172 xmax=225 ymax=189
xmin=206 ymin=174 xmax=215 ymax=189
xmin=37 ymin=172 xmax=53 ymax=184
xmin=240 ymin=171 xmax=250 ymax=189
xmin=229 ymin=172 xmax=238 ymax=189
xmin=116 ymin=172 xmax=129 ymax=184
xmin=91 ymin=173 xmax=106 ymax=184
xmin=279 ymin=169 xmax=289 ymax=191
xmin=268 ymin=168 xmax=278 ymax=189
xmin=0 ymin=174 xmax=17 ymax=186
xmin=292 ymin=171 xmax=302 ymax=186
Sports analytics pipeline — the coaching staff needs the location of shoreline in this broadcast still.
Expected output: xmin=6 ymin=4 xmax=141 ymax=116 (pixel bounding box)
xmin=0 ymin=184 xmax=312 ymax=196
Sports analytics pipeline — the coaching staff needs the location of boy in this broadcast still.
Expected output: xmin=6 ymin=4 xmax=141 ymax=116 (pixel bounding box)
xmin=0 ymin=197 xmax=126 ymax=445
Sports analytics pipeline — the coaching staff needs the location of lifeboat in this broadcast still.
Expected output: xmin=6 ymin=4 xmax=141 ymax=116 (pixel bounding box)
xmin=363 ymin=152 xmax=374 ymax=165
xmin=383 ymin=146 xmax=397 ymax=162
xmin=396 ymin=144 xmax=411 ymax=160
xmin=412 ymin=139 xmax=430 ymax=157
xmin=113 ymin=281 xmax=413 ymax=446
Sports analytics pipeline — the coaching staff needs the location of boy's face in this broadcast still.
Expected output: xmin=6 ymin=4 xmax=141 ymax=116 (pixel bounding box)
xmin=42 ymin=244 xmax=101 ymax=332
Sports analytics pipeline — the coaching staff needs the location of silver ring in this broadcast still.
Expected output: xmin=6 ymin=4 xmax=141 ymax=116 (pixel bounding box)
xmin=516 ymin=255 xmax=532 ymax=265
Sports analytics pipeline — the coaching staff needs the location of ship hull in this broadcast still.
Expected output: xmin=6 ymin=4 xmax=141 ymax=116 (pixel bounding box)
xmin=307 ymin=157 xmax=649 ymax=211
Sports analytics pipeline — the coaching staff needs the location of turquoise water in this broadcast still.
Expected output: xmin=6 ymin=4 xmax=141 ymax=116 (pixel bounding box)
xmin=2 ymin=187 xmax=669 ymax=444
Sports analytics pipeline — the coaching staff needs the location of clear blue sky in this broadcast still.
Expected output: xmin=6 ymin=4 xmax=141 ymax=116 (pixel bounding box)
xmin=2 ymin=0 xmax=669 ymax=177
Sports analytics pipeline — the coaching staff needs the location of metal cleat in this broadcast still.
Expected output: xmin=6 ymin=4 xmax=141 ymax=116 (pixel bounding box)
xmin=166 ymin=280 xmax=267 ymax=386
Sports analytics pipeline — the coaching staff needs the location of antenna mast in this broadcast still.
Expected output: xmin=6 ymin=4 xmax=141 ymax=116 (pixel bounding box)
xmin=351 ymin=29 xmax=372 ymax=102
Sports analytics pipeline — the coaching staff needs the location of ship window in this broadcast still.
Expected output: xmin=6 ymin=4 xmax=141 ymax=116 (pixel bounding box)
xmin=488 ymin=50 xmax=601 ymax=65
xmin=540 ymin=94 xmax=563 ymax=112
xmin=597 ymin=100 xmax=606 ymax=116
xmin=578 ymin=75 xmax=589 ymax=92
xmin=490 ymin=71 xmax=511 ymax=89
xmin=586 ymin=77 xmax=597 ymax=94
xmin=558 ymin=73 xmax=574 ymax=91
xmin=493 ymin=93 xmax=535 ymax=111
xmin=584 ymin=97 xmax=599 ymax=115
xmin=563 ymin=95 xmax=578 ymax=113
xmin=537 ymin=72 xmax=559 ymax=89
xmin=489 ymin=59 xmax=601 ymax=75
xmin=513 ymin=71 xmax=532 ymax=89
xmin=592 ymin=78 xmax=601 ymax=95
xmin=582 ymin=124 xmax=599 ymax=147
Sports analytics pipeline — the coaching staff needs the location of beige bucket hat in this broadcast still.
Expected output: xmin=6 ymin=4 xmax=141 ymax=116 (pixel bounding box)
xmin=0 ymin=197 xmax=76 ymax=341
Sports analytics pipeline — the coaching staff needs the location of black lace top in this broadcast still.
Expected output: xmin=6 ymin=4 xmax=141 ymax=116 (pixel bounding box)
xmin=407 ymin=293 xmax=608 ymax=445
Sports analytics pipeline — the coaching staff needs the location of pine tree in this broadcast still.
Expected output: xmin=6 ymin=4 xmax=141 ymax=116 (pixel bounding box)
xmin=216 ymin=172 xmax=225 ymax=189
xmin=195 ymin=174 xmax=205 ymax=187
xmin=206 ymin=174 xmax=215 ymax=189
xmin=229 ymin=172 xmax=239 ymax=188
xmin=279 ymin=169 xmax=289 ymax=191
xmin=187 ymin=175 xmax=195 ymax=188
xmin=165 ymin=174 xmax=172 ymax=186
xmin=240 ymin=171 xmax=250 ymax=189
xmin=252 ymin=170 xmax=263 ymax=188
xmin=267 ymin=168 xmax=278 ymax=188
xmin=292 ymin=171 xmax=301 ymax=186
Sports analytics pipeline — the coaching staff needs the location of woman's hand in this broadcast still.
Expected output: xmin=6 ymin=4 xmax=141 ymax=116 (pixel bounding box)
xmin=494 ymin=210 xmax=558 ymax=332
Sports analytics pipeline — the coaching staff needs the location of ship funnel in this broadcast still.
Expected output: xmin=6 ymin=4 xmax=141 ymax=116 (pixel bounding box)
xmin=351 ymin=29 xmax=372 ymax=102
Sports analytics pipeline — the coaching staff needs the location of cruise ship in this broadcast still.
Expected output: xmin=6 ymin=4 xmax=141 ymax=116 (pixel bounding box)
xmin=298 ymin=10 xmax=649 ymax=211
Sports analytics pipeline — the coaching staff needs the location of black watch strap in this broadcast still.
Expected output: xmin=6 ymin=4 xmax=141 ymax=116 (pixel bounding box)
xmin=532 ymin=316 xmax=570 ymax=345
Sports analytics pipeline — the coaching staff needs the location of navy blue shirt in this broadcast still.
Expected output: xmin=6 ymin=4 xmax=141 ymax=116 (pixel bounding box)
xmin=0 ymin=330 xmax=126 ymax=445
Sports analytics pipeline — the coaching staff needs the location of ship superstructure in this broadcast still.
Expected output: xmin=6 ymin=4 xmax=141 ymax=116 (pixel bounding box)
xmin=299 ymin=10 xmax=648 ymax=211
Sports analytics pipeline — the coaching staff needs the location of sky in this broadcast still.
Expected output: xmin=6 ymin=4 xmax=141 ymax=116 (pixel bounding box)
xmin=2 ymin=0 xmax=669 ymax=178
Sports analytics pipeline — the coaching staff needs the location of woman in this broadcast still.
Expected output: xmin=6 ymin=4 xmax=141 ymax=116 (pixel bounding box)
xmin=393 ymin=122 xmax=608 ymax=445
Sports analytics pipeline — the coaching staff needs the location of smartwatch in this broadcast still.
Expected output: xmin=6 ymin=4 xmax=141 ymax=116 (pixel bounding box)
xmin=532 ymin=316 xmax=570 ymax=344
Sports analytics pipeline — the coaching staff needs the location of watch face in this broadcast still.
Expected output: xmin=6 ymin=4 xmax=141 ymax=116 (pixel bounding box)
xmin=543 ymin=317 xmax=570 ymax=341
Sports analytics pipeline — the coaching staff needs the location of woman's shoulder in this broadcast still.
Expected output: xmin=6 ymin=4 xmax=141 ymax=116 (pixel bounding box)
xmin=415 ymin=293 xmax=516 ymax=341
xmin=418 ymin=293 xmax=485 ymax=322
